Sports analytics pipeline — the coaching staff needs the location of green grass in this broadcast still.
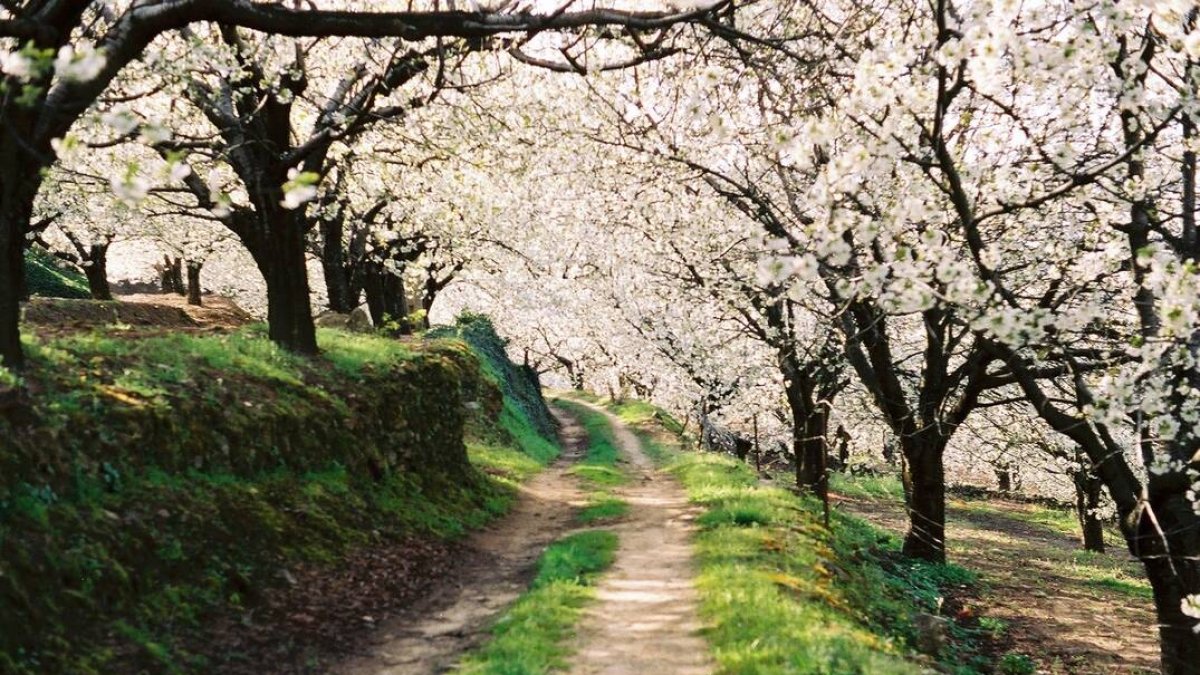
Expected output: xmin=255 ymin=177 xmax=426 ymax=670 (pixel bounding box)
xmin=554 ymin=400 xmax=627 ymax=488
xmin=316 ymin=327 xmax=419 ymax=373
xmin=499 ymin=401 xmax=559 ymax=465
xmin=25 ymin=246 xmax=90 ymax=299
xmin=602 ymin=399 xmax=983 ymax=674
xmin=551 ymin=400 xmax=631 ymax=526
xmin=1067 ymin=551 xmax=1153 ymax=600
xmin=457 ymin=530 xmax=618 ymax=674
xmin=577 ymin=494 xmax=629 ymax=524
xmin=830 ymin=473 xmax=905 ymax=500
xmin=2 ymin=318 xmax=563 ymax=674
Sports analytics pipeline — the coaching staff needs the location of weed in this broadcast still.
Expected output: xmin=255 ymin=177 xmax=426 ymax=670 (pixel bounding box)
xmin=977 ymin=616 xmax=1009 ymax=640
xmin=998 ymin=652 xmax=1037 ymax=675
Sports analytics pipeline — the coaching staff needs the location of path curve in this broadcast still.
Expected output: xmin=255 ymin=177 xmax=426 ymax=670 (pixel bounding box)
xmin=334 ymin=409 xmax=587 ymax=675
xmin=566 ymin=402 xmax=715 ymax=675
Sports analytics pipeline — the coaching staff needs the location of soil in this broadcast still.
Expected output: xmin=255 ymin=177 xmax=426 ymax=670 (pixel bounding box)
xmin=833 ymin=491 xmax=1160 ymax=674
xmin=333 ymin=408 xmax=589 ymax=674
xmin=22 ymin=292 xmax=252 ymax=335
xmin=565 ymin=402 xmax=714 ymax=675
xmin=172 ymin=537 xmax=463 ymax=675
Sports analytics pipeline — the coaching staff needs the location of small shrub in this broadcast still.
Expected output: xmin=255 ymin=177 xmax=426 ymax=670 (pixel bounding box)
xmin=998 ymin=652 xmax=1036 ymax=675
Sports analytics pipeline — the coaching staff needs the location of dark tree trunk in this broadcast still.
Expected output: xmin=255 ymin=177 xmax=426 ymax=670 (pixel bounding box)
xmin=159 ymin=256 xmax=175 ymax=293
xmin=170 ymin=257 xmax=185 ymax=296
xmin=1073 ymin=470 xmax=1105 ymax=553
xmin=783 ymin=364 xmax=827 ymax=492
xmin=186 ymin=261 xmax=203 ymax=307
xmin=996 ymin=467 xmax=1013 ymax=494
xmin=246 ymin=225 xmax=318 ymax=355
xmin=84 ymin=243 xmax=112 ymax=301
xmin=363 ymin=268 xmax=385 ymax=328
xmin=161 ymin=255 xmax=185 ymax=294
xmin=319 ymin=218 xmax=358 ymax=313
xmin=364 ymin=266 xmax=410 ymax=334
xmin=900 ymin=433 xmax=948 ymax=563
xmin=0 ymin=210 xmax=27 ymax=370
xmin=1073 ymin=446 xmax=1105 ymax=553
xmin=0 ymin=170 xmax=41 ymax=370
xmin=1135 ymin=482 xmax=1200 ymax=674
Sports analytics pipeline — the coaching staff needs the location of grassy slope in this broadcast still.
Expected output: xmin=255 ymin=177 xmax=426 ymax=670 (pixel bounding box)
xmin=24 ymin=246 xmax=90 ymax=299
xmin=0 ymin=323 xmax=559 ymax=674
xmin=603 ymin=398 xmax=985 ymax=675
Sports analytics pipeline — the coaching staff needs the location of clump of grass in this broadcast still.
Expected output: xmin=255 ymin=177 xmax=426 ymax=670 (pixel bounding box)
xmin=457 ymin=530 xmax=618 ymax=674
xmin=830 ymin=473 xmax=906 ymax=500
xmin=577 ymin=494 xmax=629 ymax=524
xmin=0 ymin=364 xmax=19 ymax=389
xmin=977 ymin=616 xmax=1009 ymax=640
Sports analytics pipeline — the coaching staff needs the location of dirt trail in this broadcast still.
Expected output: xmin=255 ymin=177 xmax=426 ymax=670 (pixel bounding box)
xmin=334 ymin=409 xmax=587 ymax=675
xmin=566 ymin=403 xmax=715 ymax=675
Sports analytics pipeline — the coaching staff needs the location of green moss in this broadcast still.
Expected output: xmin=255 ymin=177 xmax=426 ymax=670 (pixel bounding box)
xmin=431 ymin=314 xmax=557 ymax=441
xmin=458 ymin=530 xmax=618 ymax=674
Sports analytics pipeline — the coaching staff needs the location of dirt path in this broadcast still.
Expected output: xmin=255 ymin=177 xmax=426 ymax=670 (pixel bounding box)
xmin=334 ymin=409 xmax=588 ymax=675
xmin=834 ymin=492 xmax=1159 ymax=674
xmin=565 ymin=403 xmax=715 ymax=675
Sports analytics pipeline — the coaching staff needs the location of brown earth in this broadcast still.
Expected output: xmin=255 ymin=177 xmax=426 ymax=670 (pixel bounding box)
xmin=834 ymin=491 xmax=1160 ymax=674
xmin=168 ymin=537 xmax=463 ymax=675
xmin=22 ymin=293 xmax=252 ymax=335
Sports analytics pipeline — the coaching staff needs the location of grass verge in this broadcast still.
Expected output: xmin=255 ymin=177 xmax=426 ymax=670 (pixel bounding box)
xmin=457 ymin=530 xmax=618 ymax=674
xmin=603 ymin=400 xmax=984 ymax=674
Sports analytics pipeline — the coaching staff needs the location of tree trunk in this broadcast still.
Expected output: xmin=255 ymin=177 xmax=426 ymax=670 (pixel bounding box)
xmin=84 ymin=244 xmax=112 ymax=301
xmin=160 ymin=256 xmax=175 ymax=293
xmin=246 ymin=227 xmax=318 ymax=355
xmin=0 ymin=209 xmax=26 ymax=370
xmin=787 ymin=372 xmax=825 ymax=487
xmin=0 ymin=170 xmax=41 ymax=370
xmin=1073 ymin=461 xmax=1105 ymax=553
xmin=170 ymin=257 xmax=184 ymax=296
xmin=1132 ymin=482 xmax=1200 ymax=674
xmin=186 ymin=261 xmax=203 ymax=307
xmin=319 ymin=218 xmax=357 ymax=313
xmin=900 ymin=433 xmax=948 ymax=563
xmin=996 ymin=467 xmax=1013 ymax=494
xmin=364 ymin=266 xmax=410 ymax=334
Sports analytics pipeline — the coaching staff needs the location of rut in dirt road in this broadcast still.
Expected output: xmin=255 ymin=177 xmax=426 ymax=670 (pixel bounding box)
xmin=335 ymin=409 xmax=587 ymax=675
xmin=566 ymin=403 xmax=715 ymax=675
